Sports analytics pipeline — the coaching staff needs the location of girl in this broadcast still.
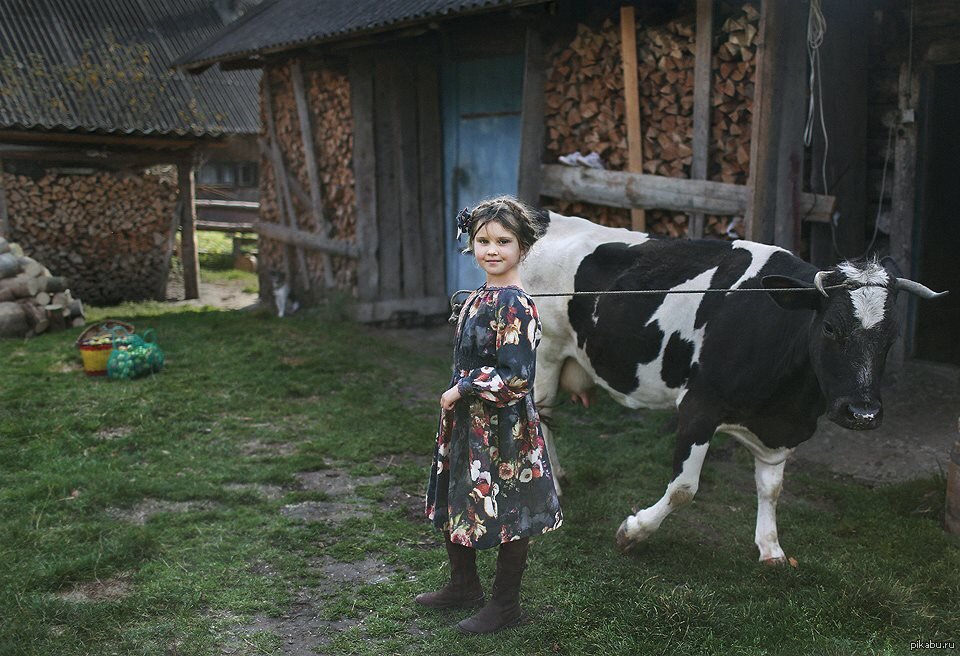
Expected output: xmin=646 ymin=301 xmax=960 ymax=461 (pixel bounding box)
xmin=419 ymin=196 xmax=563 ymax=635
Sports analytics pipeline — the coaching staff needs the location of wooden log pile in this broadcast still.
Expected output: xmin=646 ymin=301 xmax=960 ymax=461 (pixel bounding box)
xmin=2 ymin=171 xmax=178 ymax=305
xmin=0 ymin=236 xmax=86 ymax=338
xmin=542 ymin=3 xmax=759 ymax=238
xmin=259 ymin=61 xmax=357 ymax=302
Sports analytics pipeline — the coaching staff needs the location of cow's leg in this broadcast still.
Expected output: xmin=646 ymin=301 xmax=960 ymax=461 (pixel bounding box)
xmin=717 ymin=424 xmax=792 ymax=563
xmin=615 ymin=407 xmax=716 ymax=552
xmin=534 ymin=353 xmax=566 ymax=494
xmin=753 ymin=458 xmax=787 ymax=564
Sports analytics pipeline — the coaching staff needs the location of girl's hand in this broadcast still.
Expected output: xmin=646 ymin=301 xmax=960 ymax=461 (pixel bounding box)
xmin=440 ymin=385 xmax=462 ymax=410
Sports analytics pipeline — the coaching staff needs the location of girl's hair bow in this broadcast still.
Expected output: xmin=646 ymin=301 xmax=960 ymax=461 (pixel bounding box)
xmin=455 ymin=207 xmax=472 ymax=241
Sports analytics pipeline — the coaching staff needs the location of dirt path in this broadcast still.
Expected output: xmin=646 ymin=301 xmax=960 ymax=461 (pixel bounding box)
xmin=164 ymin=276 xmax=259 ymax=310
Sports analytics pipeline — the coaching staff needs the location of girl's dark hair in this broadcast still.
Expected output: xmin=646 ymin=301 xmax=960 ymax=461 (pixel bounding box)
xmin=462 ymin=195 xmax=550 ymax=255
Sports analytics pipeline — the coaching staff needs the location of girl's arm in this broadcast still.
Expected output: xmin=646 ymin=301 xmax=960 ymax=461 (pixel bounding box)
xmin=456 ymin=290 xmax=538 ymax=408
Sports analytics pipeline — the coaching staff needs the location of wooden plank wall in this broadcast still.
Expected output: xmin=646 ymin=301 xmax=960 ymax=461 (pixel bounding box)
xmin=808 ymin=0 xmax=870 ymax=268
xmin=416 ymin=48 xmax=445 ymax=298
xmin=348 ymin=53 xmax=379 ymax=303
xmin=350 ymin=40 xmax=447 ymax=320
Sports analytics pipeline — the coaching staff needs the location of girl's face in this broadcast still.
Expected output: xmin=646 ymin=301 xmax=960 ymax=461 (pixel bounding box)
xmin=472 ymin=220 xmax=523 ymax=281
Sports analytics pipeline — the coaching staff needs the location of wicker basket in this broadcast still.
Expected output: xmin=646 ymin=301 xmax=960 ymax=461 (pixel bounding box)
xmin=76 ymin=320 xmax=135 ymax=377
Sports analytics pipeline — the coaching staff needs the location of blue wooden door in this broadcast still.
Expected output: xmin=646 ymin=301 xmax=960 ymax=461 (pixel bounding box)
xmin=442 ymin=54 xmax=524 ymax=295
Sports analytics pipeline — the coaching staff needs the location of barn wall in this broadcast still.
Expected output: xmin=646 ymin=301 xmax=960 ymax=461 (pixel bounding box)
xmin=541 ymin=1 xmax=760 ymax=238
xmin=258 ymin=59 xmax=357 ymax=304
xmin=866 ymin=0 xmax=960 ymax=250
xmin=1 ymin=169 xmax=177 ymax=305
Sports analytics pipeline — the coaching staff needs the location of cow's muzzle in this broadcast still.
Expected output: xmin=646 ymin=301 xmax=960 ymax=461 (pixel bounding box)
xmin=830 ymin=400 xmax=883 ymax=430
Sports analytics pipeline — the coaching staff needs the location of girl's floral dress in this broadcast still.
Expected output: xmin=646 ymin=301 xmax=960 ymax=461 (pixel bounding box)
xmin=426 ymin=284 xmax=563 ymax=549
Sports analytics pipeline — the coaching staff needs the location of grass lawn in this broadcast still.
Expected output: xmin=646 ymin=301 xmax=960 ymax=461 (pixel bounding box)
xmin=1 ymin=301 xmax=957 ymax=655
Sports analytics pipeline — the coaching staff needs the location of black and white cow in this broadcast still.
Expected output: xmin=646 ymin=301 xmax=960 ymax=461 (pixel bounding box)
xmin=521 ymin=211 xmax=946 ymax=563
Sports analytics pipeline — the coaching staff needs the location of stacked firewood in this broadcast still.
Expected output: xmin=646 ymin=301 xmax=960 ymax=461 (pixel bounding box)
xmin=307 ymin=66 xmax=357 ymax=289
xmin=2 ymin=171 xmax=178 ymax=305
xmin=0 ymin=236 xmax=85 ymax=338
xmin=260 ymin=62 xmax=357 ymax=296
xmin=542 ymin=3 xmax=759 ymax=238
xmin=544 ymin=19 xmax=631 ymax=229
xmin=710 ymin=3 xmax=759 ymax=186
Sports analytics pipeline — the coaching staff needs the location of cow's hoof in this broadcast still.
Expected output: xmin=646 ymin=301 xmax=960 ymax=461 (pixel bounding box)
xmin=615 ymin=521 xmax=642 ymax=553
xmin=615 ymin=524 xmax=633 ymax=552
xmin=761 ymin=556 xmax=787 ymax=566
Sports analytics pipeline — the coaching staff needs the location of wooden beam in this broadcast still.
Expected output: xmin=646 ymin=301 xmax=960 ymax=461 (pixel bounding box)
xmin=178 ymin=156 xmax=200 ymax=300
xmin=889 ymin=63 xmax=921 ymax=366
xmin=290 ymin=58 xmax=335 ymax=288
xmin=620 ymin=6 xmax=645 ymax=232
xmin=196 ymin=220 xmax=255 ymax=232
xmin=690 ymin=0 xmax=714 ymax=239
xmin=517 ymin=26 xmax=546 ymax=205
xmin=349 ymin=52 xmax=380 ymax=303
xmin=0 ymin=146 xmax=191 ymax=167
xmin=541 ymin=164 xmax=835 ymax=222
xmin=263 ymin=75 xmax=309 ymax=292
xmin=255 ymin=221 xmax=360 ymax=258
xmin=0 ymin=129 xmax=211 ymax=149
xmin=744 ymin=0 xmax=809 ymax=250
xmin=195 ymin=199 xmax=259 ymax=211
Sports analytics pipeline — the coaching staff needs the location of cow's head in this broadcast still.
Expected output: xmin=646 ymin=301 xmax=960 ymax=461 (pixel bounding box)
xmin=762 ymin=258 xmax=947 ymax=430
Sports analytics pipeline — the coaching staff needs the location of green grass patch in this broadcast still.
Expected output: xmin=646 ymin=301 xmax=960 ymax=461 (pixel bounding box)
xmin=193 ymin=230 xmax=258 ymax=276
xmin=1 ymin=303 xmax=957 ymax=655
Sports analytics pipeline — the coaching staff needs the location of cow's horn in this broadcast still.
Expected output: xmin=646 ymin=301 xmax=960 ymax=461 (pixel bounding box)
xmin=894 ymin=278 xmax=949 ymax=299
xmin=813 ymin=271 xmax=830 ymax=297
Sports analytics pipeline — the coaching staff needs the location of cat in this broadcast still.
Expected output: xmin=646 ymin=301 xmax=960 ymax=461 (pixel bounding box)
xmin=269 ymin=271 xmax=300 ymax=318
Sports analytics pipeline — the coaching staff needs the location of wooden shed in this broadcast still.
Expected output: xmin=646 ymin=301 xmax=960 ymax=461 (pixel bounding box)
xmin=178 ymin=0 xmax=957 ymax=366
xmin=0 ymin=0 xmax=263 ymax=304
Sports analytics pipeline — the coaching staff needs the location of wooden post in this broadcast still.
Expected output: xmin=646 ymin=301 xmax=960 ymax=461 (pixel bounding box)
xmin=744 ymin=0 xmax=808 ymax=250
xmin=290 ymin=58 xmax=335 ymax=288
xmin=157 ymin=194 xmax=183 ymax=299
xmin=349 ymin=52 xmax=380 ymax=303
xmin=0 ymin=158 xmax=9 ymax=238
xmin=178 ymin=155 xmax=200 ymax=300
xmin=889 ymin=63 xmax=921 ymax=366
xmin=263 ymin=74 xmax=310 ymax=293
xmin=690 ymin=0 xmax=714 ymax=240
xmin=620 ymin=6 xmax=646 ymax=232
xmin=518 ymin=26 xmax=546 ymax=206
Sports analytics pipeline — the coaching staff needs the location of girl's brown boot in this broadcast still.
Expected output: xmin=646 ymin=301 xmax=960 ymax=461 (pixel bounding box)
xmin=415 ymin=532 xmax=484 ymax=609
xmin=457 ymin=537 xmax=529 ymax=634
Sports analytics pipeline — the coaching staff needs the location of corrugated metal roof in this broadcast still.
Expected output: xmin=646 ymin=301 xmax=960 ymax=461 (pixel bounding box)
xmin=0 ymin=0 xmax=263 ymax=138
xmin=175 ymin=0 xmax=547 ymax=71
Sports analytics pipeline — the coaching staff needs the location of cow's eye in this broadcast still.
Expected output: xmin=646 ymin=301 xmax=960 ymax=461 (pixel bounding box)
xmin=822 ymin=321 xmax=837 ymax=338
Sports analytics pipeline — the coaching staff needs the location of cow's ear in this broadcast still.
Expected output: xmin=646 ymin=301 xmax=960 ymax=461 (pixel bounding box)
xmin=879 ymin=256 xmax=902 ymax=279
xmin=761 ymin=275 xmax=821 ymax=311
